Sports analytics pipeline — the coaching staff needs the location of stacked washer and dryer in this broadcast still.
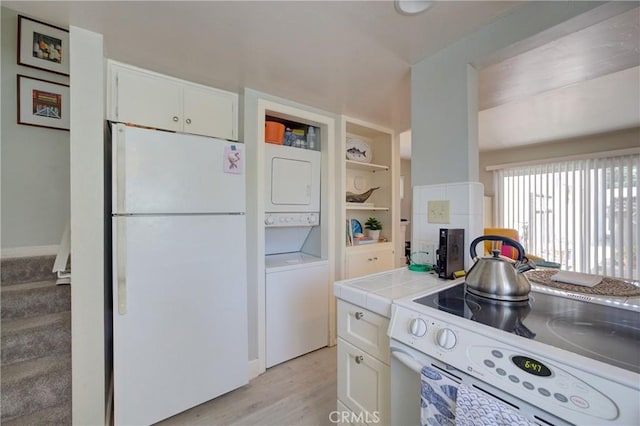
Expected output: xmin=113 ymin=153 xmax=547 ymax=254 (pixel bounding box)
xmin=264 ymin=143 xmax=329 ymax=368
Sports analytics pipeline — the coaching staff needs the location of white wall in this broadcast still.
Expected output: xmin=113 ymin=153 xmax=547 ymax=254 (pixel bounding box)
xmin=69 ymin=26 xmax=105 ymax=425
xmin=479 ymin=126 xmax=640 ymax=197
xmin=1 ymin=7 xmax=70 ymax=254
xmin=412 ymin=182 xmax=484 ymax=269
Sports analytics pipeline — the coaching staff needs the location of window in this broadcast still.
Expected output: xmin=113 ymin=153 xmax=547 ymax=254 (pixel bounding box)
xmin=494 ymin=152 xmax=638 ymax=280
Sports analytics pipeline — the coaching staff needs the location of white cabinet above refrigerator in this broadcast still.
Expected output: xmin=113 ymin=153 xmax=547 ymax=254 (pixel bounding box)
xmin=108 ymin=60 xmax=238 ymax=140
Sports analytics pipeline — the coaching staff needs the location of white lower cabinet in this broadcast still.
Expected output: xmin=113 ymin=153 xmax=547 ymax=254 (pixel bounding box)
xmin=337 ymin=300 xmax=390 ymax=426
xmin=346 ymin=246 xmax=394 ymax=279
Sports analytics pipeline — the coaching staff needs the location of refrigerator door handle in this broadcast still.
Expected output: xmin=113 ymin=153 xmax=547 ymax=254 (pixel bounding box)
xmin=116 ymin=218 xmax=127 ymax=315
xmin=115 ymin=126 xmax=126 ymax=213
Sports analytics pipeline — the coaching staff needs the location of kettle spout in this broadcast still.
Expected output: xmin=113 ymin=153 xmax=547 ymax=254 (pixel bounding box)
xmin=516 ymin=259 xmax=536 ymax=274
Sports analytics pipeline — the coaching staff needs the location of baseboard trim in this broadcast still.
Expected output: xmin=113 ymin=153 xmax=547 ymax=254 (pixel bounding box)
xmin=2 ymin=245 xmax=59 ymax=259
xmin=248 ymin=359 xmax=262 ymax=380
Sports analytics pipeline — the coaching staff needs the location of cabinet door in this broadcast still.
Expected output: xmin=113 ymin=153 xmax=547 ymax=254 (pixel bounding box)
xmin=183 ymin=85 xmax=236 ymax=140
xmin=346 ymin=247 xmax=394 ymax=279
xmin=337 ymin=338 xmax=390 ymax=426
xmin=337 ymin=300 xmax=389 ymax=364
xmin=336 ymin=400 xmax=368 ymax=426
xmin=114 ymin=66 xmax=182 ymax=132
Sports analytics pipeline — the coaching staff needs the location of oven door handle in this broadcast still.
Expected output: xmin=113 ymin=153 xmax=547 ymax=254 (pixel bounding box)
xmin=391 ymin=349 xmax=424 ymax=374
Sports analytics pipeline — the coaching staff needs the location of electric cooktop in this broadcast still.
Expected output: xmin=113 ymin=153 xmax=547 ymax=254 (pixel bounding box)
xmin=413 ymin=283 xmax=640 ymax=374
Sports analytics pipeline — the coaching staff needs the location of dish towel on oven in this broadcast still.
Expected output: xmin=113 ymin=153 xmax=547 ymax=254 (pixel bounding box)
xmin=455 ymin=384 xmax=536 ymax=426
xmin=420 ymin=366 xmax=457 ymax=426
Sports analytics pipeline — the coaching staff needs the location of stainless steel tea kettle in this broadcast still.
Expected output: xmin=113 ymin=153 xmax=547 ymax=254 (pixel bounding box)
xmin=465 ymin=235 xmax=534 ymax=301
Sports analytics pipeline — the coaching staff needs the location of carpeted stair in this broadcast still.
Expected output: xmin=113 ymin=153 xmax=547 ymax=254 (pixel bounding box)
xmin=1 ymin=256 xmax=72 ymax=425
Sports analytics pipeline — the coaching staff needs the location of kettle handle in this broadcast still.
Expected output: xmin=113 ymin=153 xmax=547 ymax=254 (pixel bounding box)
xmin=470 ymin=235 xmax=525 ymax=261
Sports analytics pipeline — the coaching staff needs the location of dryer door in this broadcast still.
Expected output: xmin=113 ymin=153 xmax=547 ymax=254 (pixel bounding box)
xmin=265 ymin=144 xmax=321 ymax=212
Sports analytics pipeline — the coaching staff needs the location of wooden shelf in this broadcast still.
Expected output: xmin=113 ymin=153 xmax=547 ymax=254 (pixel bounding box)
xmin=346 ymin=160 xmax=388 ymax=172
xmin=346 ymin=206 xmax=390 ymax=211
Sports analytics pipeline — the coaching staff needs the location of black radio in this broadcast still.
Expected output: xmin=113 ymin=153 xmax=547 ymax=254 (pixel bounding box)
xmin=436 ymin=228 xmax=464 ymax=279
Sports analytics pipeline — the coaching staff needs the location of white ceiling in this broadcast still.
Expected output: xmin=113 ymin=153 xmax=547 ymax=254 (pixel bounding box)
xmin=3 ymin=0 xmax=520 ymax=132
xmin=478 ymin=6 xmax=640 ymax=151
xmin=479 ymin=65 xmax=640 ymax=150
xmin=4 ymin=2 xmax=639 ymax=156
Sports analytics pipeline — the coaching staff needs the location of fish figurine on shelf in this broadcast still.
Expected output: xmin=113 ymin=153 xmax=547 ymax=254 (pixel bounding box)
xmin=346 ymin=187 xmax=380 ymax=203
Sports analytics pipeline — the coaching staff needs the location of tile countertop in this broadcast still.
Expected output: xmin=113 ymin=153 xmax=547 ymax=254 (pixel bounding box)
xmin=334 ymin=267 xmax=640 ymax=318
xmin=333 ymin=267 xmax=464 ymax=318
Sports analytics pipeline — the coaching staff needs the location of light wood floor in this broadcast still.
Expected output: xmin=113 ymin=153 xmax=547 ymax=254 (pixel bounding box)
xmin=158 ymin=345 xmax=337 ymax=426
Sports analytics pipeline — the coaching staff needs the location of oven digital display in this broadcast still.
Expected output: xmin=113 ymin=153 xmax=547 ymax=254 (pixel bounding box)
xmin=512 ymin=356 xmax=552 ymax=377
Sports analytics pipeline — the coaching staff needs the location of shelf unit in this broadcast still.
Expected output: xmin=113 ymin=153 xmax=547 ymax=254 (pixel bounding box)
xmin=338 ymin=116 xmax=400 ymax=279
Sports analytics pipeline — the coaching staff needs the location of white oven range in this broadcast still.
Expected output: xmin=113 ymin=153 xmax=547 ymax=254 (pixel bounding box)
xmin=388 ymin=282 xmax=640 ymax=426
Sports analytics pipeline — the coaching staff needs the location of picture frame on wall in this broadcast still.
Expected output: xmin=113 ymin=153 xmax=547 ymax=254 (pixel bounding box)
xmin=17 ymin=75 xmax=70 ymax=131
xmin=18 ymin=15 xmax=69 ymax=76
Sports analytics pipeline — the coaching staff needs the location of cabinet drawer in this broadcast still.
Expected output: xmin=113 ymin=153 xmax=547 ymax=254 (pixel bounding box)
xmin=337 ymin=338 xmax=390 ymax=426
xmin=346 ymin=247 xmax=394 ymax=279
xmin=337 ymin=300 xmax=389 ymax=364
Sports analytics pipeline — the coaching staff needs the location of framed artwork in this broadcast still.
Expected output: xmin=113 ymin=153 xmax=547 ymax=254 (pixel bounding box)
xmin=18 ymin=15 xmax=69 ymax=76
xmin=17 ymin=75 xmax=70 ymax=131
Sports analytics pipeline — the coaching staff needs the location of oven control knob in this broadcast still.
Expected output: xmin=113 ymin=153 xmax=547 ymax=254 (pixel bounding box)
xmin=265 ymin=215 xmax=275 ymax=225
xmin=409 ymin=318 xmax=428 ymax=337
xmin=436 ymin=328 xmax=457 ymax=350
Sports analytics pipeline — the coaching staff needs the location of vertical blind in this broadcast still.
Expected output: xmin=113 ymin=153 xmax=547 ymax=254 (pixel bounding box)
xmin=494 ymin=152 xmax=639 ymax=280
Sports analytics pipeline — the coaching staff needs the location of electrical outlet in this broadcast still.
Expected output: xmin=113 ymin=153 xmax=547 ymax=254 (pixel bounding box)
xmin=427 ymin=200 xmax=450 ymax=224
xmin=416 ymin=241 xmax=437 ymax=265
xmin=423 ymin=243 xmax=436 ymax=265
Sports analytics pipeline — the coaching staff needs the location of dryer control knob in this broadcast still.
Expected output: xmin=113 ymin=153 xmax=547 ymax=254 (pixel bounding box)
xmin=436 ymin=328 xmax=457 ymax=350
xmin=409 ymin=318 xmax=428 ymax=337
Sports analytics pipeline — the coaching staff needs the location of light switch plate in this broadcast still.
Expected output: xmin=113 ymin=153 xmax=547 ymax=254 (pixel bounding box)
xmin=427 ymin=200 xmax=450 ymax=224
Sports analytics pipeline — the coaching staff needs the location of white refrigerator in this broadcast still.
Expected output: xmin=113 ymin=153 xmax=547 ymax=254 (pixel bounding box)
xmin=110 ymin=123 xmax=247 ymax=425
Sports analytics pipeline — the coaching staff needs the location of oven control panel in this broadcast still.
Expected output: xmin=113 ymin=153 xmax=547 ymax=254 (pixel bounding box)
xmin=388 ymin=304 xmax=634 ymax=424
xmin=469 ymin=345 xmax=617 ymax=420
xmin=264 ymin=212 xmax=319 ymax=227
